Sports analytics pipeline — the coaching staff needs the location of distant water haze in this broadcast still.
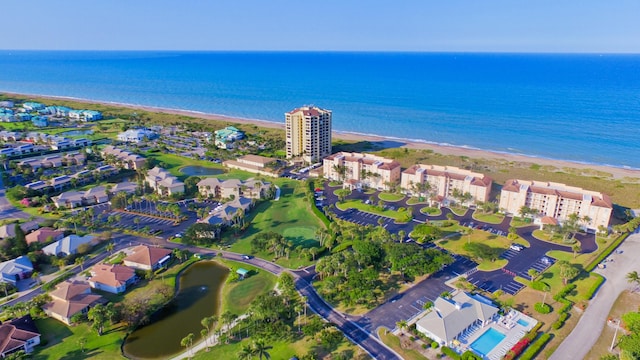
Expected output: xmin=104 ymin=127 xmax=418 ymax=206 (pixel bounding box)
xmin=1 ymin=51 xmax=639 ymax=168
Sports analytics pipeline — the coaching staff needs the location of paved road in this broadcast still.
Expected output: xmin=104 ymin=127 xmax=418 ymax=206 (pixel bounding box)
xmin=0 ymin=174 xmax=34 ymax=220
xmin=550 ymin=232 xmax=640 ymax=360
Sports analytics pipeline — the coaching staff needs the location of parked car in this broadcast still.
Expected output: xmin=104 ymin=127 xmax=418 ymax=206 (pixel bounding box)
xmin=510 ymin=244 xmax=524 ymax=251
xmin=242 ymin=255 xmax=253 ymax=260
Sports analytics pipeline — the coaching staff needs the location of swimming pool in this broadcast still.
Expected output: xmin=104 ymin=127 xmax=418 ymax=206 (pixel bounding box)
xmin=470 ymin=328 xmax=506 ymax=357
xmin=517 ymin=319 xmax=529 ymax=327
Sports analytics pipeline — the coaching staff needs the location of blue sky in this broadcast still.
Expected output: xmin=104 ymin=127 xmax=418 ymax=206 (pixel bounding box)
xmin=3 ymin=0 xmax=639 ymax=52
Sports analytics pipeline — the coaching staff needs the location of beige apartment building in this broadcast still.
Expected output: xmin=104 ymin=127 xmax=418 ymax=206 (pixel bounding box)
xmin=499 ymin=179 xmax=612 ymax=231
xmin=285 ymin=106 xmax=332 ymax=163
xmin=323 ymin=152 xmax=401 ymax=191
xmin=401 ymin=164 xmax=492 ymax=205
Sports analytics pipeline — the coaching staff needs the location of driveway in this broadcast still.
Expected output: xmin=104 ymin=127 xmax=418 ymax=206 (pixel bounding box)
xmin=550 ymin=232 xmax=640 ymax=360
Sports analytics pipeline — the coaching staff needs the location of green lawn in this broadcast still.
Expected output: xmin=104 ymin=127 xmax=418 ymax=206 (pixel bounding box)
xmin=215 ymin=258 xmax=277 ymax=316
xmin=437 ymin=230 xmax=525 ymax=271
xmin=377 ymin=328 xmax=426 ymax=360
xmin=510 ymin=217 xmax=533 ymax=228
xmin=32 ymin=318 xmax=126 ymax=360
xmin=336 ymin=199 xmax=410 ymax=222
xmin=420 ymin=206 xmax=442 ymax=216
xmin=406 ymin=197 xmax=428 ymax=205
xmin=378 ymin=192 xmax=405 ymax=202
xmin=472 ymin=212 xmax=505 ymax=224
xmin=145 ymin=151 xmax=224 ymax=178
xmin=449 ymin=206 xmax=468 ymax=216
xmin=226 ymin=179 xmax=324 ymax=268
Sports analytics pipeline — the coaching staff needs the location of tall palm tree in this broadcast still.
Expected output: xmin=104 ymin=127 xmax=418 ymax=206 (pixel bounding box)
xmin=201 ymin=316 xmax=217 ymax=349
xmin=252 ymin=339 xmax=272 ymax=360
xmin=180 ymin=333 xmax=195 ymax=359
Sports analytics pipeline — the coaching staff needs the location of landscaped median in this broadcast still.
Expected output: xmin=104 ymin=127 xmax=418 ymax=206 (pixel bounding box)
xmin=336 ymin=199 xmax=413 ymax=223
xmin=436 ymin=230 xmax=520 ymax=271
xmin=378 ymin=192 xmax=405 ymax=202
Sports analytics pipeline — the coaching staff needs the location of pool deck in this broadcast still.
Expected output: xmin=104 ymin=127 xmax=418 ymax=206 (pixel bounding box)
xmin=455 ymin=310 xmax=538 ymax=360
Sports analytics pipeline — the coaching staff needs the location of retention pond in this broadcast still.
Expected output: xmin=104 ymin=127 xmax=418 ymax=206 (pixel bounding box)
xmin=179 ymin=165 xmax=224 ymax=176
xmin=122 ymin=261 xmax=229 ymax=359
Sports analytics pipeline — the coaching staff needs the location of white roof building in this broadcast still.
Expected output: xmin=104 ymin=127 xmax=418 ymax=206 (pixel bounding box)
xmin=117 ymin=129 xmax=158 ymax=143
xmin=42 ymin=235 xmax=94 ymax=257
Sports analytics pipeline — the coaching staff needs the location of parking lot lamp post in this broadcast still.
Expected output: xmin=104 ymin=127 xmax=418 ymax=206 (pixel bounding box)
xmin=610 ymin=318 xmax=621 ymax=352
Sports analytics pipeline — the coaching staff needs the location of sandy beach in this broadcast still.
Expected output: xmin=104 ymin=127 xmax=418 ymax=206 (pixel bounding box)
xmin=6 ymin=91 xmax=640 ymax=180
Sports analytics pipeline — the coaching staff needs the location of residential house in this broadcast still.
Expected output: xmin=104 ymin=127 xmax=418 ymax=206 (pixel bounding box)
xmin=31 ymin=116 xmax=48 ymax=127
xmin=0 ymin=131 xmax=21 ymax=141
xmin=213 ymin=126 xmax=244 ymax=149
xmin=83 ymin=186 xmax=108 ymax=205
xmin=25 ymin=181 xmax=49 ymax=192
xmin=67 ymin=110 xmax=84 ymax=120
xmin=197 ymin=177 xmax=271 ymax=200
xmin=65 ymin=152 xmax=86 ymax=165
xmin=223 ymin=154 xmax=280 ymax=177
xmin=0 ymin=101 xmax=14 ymax=108
xmin=88 ymin=264 xmax=136 ymax=294
xmin=17 ymin=159 xmax=42 ymax=171
xmin=0 ymin=148 xmax=16 ymax=157
xmin=201 ymin=197 xmax=253 ymax=226
xmin=42 ymin=156 xmax=63 ymax=168
xmin=25 ymin=227 xmax=65 ymax=245
xmin=0 ymin=222 xmax=40 ymax=240
xmin=15 ymin=144 xmax=34 ymax=155
xmin=42 ymin=281 xmax=103 ymax=325
xmin=110 ymin=181 xmax=138 ymax=195
xmin=49 ymin=175 xmax=72 ymax=191
xmin=15 ymin=113 xmax=32 ymax=122
xmin=145 ymin=167 xmax=184 ymax=196
xmin=117 ymin=128 xmax=158 ymax=143
xmin=323 ymin=152 xmax=401 ymax=191
xmin=52 ymin=186 xmax=108 ymax=209
xmin=0 ymin=256 xmax=33 ymax=285
xmin=0 ymin=315 xmax=41 ymax=357
xmin=123 ymin=245 xmax=172 ymax=271
xmin=416 ymin=292 xmax=499 ymax=346
xmin=101 ymin=146 xmax=146 ymax=170
xmin=94 ymin=165 xmax=117 ymax=179
xmin=22 ymin=102 xmax=44 ymax=111
xmin=43 ymin=106 xmax=72 ymax=117
xmin=42 ymin=235 xmax=94 ymax=257
xmin=72 ymin=138 xmax=91 ymax=148
xmin=499 ymin=179 xmax=613 ymax=231
xmin=401 ymin=165 xmax=492 ymax=206
xmin=50 ymin=139 xmax=71 ymax=151
xmin=81 ymin=110 xmax=102 ymax=121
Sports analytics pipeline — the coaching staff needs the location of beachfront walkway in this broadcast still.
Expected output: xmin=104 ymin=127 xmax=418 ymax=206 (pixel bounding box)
xmin=169 ymin=314 xmax=249 ymax=360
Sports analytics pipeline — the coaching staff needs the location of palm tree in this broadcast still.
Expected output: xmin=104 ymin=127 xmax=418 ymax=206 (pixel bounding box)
xmin=396 ymin=320 xmax=408 ymax=335
xmin=201 ymin=316 xmax=217 ymax=350
xmin=627 ymin=271 xmax=640 ymax=291
xmin=0 ymin=282 xmax=9 ymax=298
xmin=528 ymin=269 xmax=540 ymax=281
xmin=180 ymin=333 xmax=195 ymax=359
xmin=572 ymin=243 xmax=582 ymax=258
xmin=106 ymin=242 xmax=115 ymax=255
xmin=237 ymin=344 xmax=256 ymax=360
xmin=252 ymin=339 xmax=272 ymax=360
xmin=75 ymin=256 xmax=87 ymax=271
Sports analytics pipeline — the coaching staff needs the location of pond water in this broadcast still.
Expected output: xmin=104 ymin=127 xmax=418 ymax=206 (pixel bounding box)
xmin=179 ymin=165 xmax=224 ymax=176
xmin=58 ymin=129 xmax=94 ymax=136
xmin=122 ymin=261 xmax=229 ymax=359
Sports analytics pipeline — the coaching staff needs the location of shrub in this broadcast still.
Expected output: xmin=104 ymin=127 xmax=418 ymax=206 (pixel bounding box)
xmin=519 ymin=333 xmax=552 ymax=360
xmin=534 ymin=302 xmax=551 ymax=314
xmin=431 ymin=341 xmax=439 ymax=349
xmin=461 ymin=351 xmax=481 ymax=360
xmin=553 ymin=283 xmax=577 ymax=301
xmin=583 ymin=274 xmax=605 ymax=300
xmin=504 ymin=338 xmax=531 ymax=360
xmin=441 ymin=346 xmax=461 ymax=360
xmin=530 ymin=280 xmax=550 ymax=291
xmin=552 ymin=313 xmax=569 ymax=329
xmin=422 ymin=344 xmax=428 ymax=349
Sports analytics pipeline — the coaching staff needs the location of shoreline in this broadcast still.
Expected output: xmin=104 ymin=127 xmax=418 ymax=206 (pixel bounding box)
xmin=4 ymin=91 xmax=640 ymax=180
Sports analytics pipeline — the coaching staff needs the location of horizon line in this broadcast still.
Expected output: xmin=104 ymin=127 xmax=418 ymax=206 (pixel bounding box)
xmin=1 ymin=49 xmax=640 ymax=55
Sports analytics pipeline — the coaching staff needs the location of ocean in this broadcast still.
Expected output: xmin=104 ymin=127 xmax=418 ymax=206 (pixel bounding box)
xmin=0 ymin=51 xmax=639 ymax=168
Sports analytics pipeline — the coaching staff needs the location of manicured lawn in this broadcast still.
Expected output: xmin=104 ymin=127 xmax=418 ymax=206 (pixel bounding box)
xmin=210 ymin=169 xmax=256 ymax=181
xmin=437 ymin=230 xmax=523 ymax=271
xmin=328 ymin=181 xmax=342 ymax=187
xmin=420 ymin=206 xmax=442 ymax=216
xmin=534 ymin=261 xmax=602 ymax=301
xmin=215 ymin=258 xmax=277 ymax=316
xmin=32 ymin=318 xmax=126 ymax=360
xmin=377 ymin=328 xmax=426 ymax=360
xmin=510 ymin=217 xmax=533 ymax=228
xmin=145 ymin=151 xmax=224 ymax=178
xmin=406 ymin=197 xmax=428 ymax=205
xmin=191 ymin=332 xmax=366 ymax=360
xmin=226 ymin=179 xmax=324 ymax=268
xmin=378 ymin=192 xmax=405 ymax=202
xmin=472 ymin=212 xmax=505 ymax=224
xmin=449 ymin=206 xmax=468 ymax=216
xmin=336 ymin=199 xmax=411 ymax=222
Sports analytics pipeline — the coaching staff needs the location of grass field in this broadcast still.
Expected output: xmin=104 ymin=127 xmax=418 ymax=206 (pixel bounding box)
xmin=32 ymin=318 xmax=126 ymax=360
xmin=420 ymin=206 xmax=442 ymax=216
xmin=377 ymin=328 xmax=427 ymax=360
xmin=472 ymin=212 xmax=505 ymax=224
xmin=510 ymin=217 xmax=533 ymax=228
xmin=215 ymin=258 xmax=277 ymax=316
xmin=586 ymin=290 xmax=640 ymax=359
xmin=406 ymin=197 xmax=428 ymax=205
xmin=145 ymin=151 xmax=224 ymax=178
xmin=437 ymin=230 xmax=527 ymax=271
xmin=226 ymin=179 xmax=324 ymax=269
xmin=190 ymin=330 xmax=367 ymax=360
xmin=378 ymin=192 xmax=405 ymax=202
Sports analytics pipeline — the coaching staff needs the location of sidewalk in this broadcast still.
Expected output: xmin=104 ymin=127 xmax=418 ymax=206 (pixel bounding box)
xmin=169 ymin=314 xmax=249 ymax=360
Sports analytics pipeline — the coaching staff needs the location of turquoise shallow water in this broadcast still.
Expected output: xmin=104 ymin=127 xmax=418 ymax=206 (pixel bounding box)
xmin=1 ymin=51 xmax=639 ymax=168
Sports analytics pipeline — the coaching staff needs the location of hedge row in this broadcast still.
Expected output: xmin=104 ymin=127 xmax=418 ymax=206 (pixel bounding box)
xmin=523 ymin=322 xmax=543 ymax=342
xmin=583 ymin=273 xmax=605 ymax=300
xmin=552 ymin=283 xmax=576 ymax=330
xmin=553 ymin=283 xmax=577 ymax=302
xmin=441 ymin=346 xmax=461 ymax=360
xmin=584 ymin=233 xmax=629 ymax=272
xmin=519 ymin=333 xmax=552 ymax=360
xmin=331 ymin=241 xmax=353 ymax=253
xmin=503 ymin=338 xmax=530 ymax=360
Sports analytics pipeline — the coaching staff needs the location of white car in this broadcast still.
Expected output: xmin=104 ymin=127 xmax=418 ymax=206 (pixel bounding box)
xmin=510 ymin=244 xmax=524 ymax=251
